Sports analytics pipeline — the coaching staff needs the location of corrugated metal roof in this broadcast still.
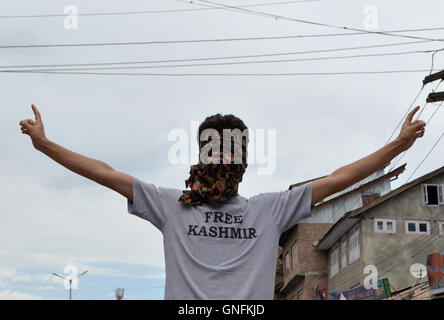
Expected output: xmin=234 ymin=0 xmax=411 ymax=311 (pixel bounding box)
xmin=387 ymin=281 xmax=431 ymax=300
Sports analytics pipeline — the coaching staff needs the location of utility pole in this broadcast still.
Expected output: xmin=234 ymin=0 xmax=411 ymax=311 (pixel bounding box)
xmin=423 ymin=69 xmax=444 ymax=104
xmin=52 ymin=270 xmax=88 ymax=300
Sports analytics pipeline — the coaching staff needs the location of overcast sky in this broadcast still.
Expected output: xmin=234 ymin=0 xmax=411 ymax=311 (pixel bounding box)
xmin=1 ymin=0 xmax=443 ymax=299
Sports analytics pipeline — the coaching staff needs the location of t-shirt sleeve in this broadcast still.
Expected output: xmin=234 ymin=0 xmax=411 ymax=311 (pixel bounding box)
xmin=127 ymin=177 xmax=181 ymax=231
xmin=263 ymin=182 xmax=313 ymax=233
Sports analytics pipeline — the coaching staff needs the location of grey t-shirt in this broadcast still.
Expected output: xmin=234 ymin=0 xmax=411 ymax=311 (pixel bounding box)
xmin=127 ymin=177 xmax=313 ymax=300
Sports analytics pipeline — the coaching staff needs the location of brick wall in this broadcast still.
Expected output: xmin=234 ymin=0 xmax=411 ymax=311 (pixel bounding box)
xmin=277 ymin=223 xmax=332 ymax=299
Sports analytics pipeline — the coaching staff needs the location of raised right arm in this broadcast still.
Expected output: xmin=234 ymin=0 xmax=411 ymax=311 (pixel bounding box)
xmin=19 ymin=104 xmax=133 ymax=202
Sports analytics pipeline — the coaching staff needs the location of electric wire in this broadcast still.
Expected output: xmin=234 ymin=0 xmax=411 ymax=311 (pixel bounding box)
xmin=388 ymin=79 xmax=443 ymax=173
xmin=0 ymin=37 xmax=433 ymax=49
xmin=0 ymin=1 xmax=321 ymax=19
xmin=1 ymin=49 xmax=439 ymax=72
xmin=193 ymin=0 xmax=444 ymax=44
xmin=2 ymin=68 xmax=442 ymax=77
xmin=406 ymin=131 xmax=444 ymax=183
xmin=384 ymin=85 xmax=425 ymax=146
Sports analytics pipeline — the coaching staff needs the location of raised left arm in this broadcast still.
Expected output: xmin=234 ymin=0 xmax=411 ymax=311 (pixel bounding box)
xmin=311 ymin=106 xmax=426 ymax=208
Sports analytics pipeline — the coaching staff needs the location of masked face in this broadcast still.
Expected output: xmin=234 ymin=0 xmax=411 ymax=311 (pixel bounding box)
xmin=179 ymin=132 xmax=248 ymax=206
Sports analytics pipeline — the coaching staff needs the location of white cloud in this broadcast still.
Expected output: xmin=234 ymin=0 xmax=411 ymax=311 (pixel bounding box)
xmin=0 ymin=289 xmax=43 ymax=300
xmin=0 ymin=268 xmax=16 ymax=279
xmin=74 ymin=264 xmax=129 ymax=278
xmin=0 ymin=180 xmax=165 ymax=271
xmin=36 ymin=285 xmax=57 ymax=291
xmin=0 ymin=268 xmax=61 ymax=290
xmin=140 ymin=273 xmax=165 ymax=279
xmin=11 ymin=274 xmax=33 ymax=282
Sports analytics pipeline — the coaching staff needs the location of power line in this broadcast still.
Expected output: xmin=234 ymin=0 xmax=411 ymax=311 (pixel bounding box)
xmin=2 ymin=68 xmax=442 ymax=77
xmin=2 ymin=49 xmax=439 ymax=72
xmin=195 ymin=0 xmax=444 ymax=44
xmin=0 ymin=37 xmax=433 ymax=50
xmin=388 ymin=78 xmax=443 ymax=169
xmin=384 ymin=85 xmax=426 ymax=146
xmin=2 ymin=29 xmax=441 ymax=49
xmin=386 ymin=44 xmax=442 ymax=144
xmin=6 ymin=47 xmax=434 ymax=69
xmin=406 ymin=131 xmax=444 ymax=183
xmin=388 ymin=79 xmax=443 ymax=173
xmin=179 ymin=0 xmax=313 ymax=20
xmin=425 ymin=101 xmax=444 ymax=126
xmin=0 ymin=0 xmax=320 ymax=19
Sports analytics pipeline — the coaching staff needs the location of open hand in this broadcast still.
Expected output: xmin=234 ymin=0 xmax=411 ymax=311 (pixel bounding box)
xmin=396 ymin=106 xmax=426 ymax=152
xmin=19 ymin=104 xmax=47 ymax=150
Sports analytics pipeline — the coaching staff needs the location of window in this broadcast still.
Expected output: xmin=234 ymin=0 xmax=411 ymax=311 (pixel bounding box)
xmin=405 ymin=220 xmax=430 ymax=235
xmin=349 ymin=225 xmax=360 ymax=263
xmin=362 ymin=193 xmax=380 ymax=206
xmin=440 ymin=222 xmax=444 ymax=236
xmin=291 ymin=242 xmax=298 ymax=269
xmin=330 ymin=244 xmax=339 ymax=278
xmin=341 ymin=236 xmax=347 ymax=269
xmin=421 ymin=184 xmax=444 ymax=206
xmin=374 ymin=218 xmax=397 ymax=234
xmin=284 ymin=252 xmax=290 ymax=274
xmin=376 ymin=220 xmax=383 ymax=231
xmin=387 ymin=221 xmax=395 ymax=232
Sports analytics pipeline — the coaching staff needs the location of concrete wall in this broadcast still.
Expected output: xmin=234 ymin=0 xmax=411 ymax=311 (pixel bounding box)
xmin=328 ymin=172 xmax=444 ymax=292
xmin=327 ymin=220 xmax=366 ymax=290
xmin=362 ymin=173 xmax=444 ymax=291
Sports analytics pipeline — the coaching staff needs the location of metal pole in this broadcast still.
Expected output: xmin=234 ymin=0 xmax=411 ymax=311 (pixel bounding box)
xmin=52 ymin=270 xmax=87 ymax=300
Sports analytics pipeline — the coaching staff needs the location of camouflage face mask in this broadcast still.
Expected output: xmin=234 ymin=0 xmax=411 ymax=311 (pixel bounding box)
xmin=179 ymin=134 xmax=247 ymax=206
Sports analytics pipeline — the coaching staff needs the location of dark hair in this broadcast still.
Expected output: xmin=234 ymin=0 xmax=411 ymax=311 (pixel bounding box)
xmin=198 ymin=114 xmax=248 ymax=142
xmin=198 ymin=114 xmax=249 ymax=163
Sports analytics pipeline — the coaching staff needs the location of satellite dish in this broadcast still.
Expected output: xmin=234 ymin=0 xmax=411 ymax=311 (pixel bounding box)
xmin=410 ymin=263 xmax=427 ymax=279
xmin=115 ymin=288 xmax=125 ymax=300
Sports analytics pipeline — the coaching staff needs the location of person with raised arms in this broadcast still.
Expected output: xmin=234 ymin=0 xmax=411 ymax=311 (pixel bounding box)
xmin=19 ymin=104 xmax=425 ymax=299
